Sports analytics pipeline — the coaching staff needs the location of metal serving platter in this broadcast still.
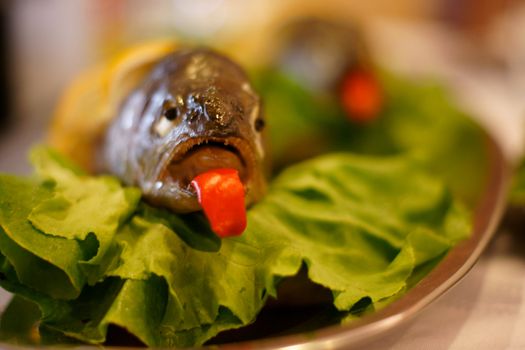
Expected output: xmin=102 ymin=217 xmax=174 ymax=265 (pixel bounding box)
xmin=0 ymin=131 xmax=511 ymax=350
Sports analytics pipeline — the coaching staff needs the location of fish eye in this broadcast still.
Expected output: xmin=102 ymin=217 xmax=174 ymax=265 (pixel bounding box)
xmin=255 ymin=118 xmax=265 ymax=132
xmin=163 ymin=107 xmax=179 ymax=121
xmin=154 ymin=103 xmax=179 ymax=137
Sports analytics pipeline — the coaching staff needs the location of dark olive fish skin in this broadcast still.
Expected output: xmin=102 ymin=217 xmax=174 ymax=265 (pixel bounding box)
xmin=103 ymin=48 xmax=267 ymax=213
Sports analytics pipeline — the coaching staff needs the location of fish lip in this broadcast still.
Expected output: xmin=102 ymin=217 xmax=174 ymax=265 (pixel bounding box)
xmin=159 ymin=135 xmax=255 ymax=192
xmin=143 ymin=135 xmax=258 ymax=214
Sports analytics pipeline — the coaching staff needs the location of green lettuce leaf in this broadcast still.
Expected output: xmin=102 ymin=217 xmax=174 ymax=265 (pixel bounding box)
xmin=28 ymin=147 xmax=142 ymax=284
xmin=0 ymin=149 xmax=470 ymax=347
xmin=0 ymin=175 xmax=88 ymax=299
xmin=509 ymin=160 xmax=525 ymax=206
xmin=0 ymin=295 xmax=42 ymax=345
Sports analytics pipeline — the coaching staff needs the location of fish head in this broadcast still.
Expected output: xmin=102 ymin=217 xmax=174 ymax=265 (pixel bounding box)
xmin=105 ymin=49 xmax=267 ymax=213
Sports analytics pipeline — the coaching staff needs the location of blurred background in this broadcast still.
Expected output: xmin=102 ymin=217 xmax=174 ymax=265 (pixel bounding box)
xmin=1 ymin=0 xmax=525 ymax=172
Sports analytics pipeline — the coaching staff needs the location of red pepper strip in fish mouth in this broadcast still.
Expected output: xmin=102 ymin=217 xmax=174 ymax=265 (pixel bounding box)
xmin=340 ymin=69 xmax=383 ymax=123
xmin=191 ymin=168 xmax=247 ymax=237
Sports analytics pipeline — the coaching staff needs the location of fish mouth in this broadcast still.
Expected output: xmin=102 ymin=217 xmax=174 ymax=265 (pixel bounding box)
xmin=163 ymin=137 xmax=254 ymax=194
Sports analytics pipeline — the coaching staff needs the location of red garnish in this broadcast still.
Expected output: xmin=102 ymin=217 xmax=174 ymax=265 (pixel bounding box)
xmin=191 ymin=169 xmax=247 ymax=238
xmin=340 ymin=70 xmax=383 ymax=123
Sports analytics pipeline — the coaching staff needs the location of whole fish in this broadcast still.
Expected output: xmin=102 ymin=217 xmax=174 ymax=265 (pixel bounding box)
xmin=103 ymin=48 xmax=267 ymax=213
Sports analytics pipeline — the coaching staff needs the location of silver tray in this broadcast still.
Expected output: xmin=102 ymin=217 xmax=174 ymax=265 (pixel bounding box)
xmin=0 ymin=134 xmax=511 ymax=350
